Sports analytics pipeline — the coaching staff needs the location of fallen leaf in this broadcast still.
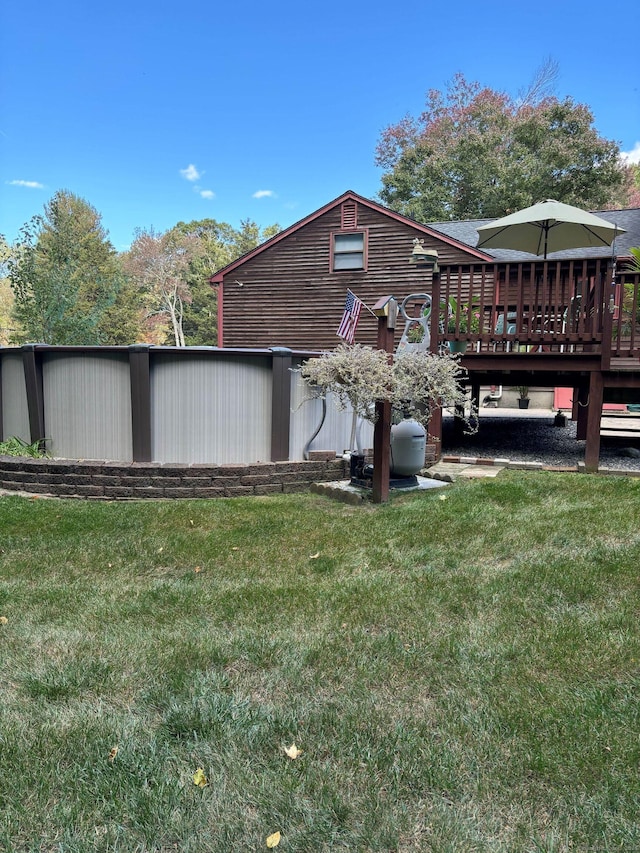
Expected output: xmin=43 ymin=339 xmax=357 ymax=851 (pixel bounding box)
xmin=194 ymin=566 xmax=202 ymax=574
xmin=266 ymin=831 xmax=281 ymax=848
xmin=0 ymin=616 xmax=8 ymax=625
xmin=284 ymin=743 xmax=302 ymax=760
xmin=192 ymin=767 xmax=208 ymax=788
xmin=309 ymin=552 xmax=320 ymax=560
xmin=439 ymin=494 xmax=448 ymax=501
xmin=108 ymin=746 xmax=118 ymax=762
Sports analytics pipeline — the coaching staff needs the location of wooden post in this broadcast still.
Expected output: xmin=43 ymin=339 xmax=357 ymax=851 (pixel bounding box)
xmin=22 ymin=344 xmax=46 ymax=449
xmin=576 ymin=385 xmax=589 ymax=440
xmin=372 ymin=297 xmax=397 ymax=504
xmin=270 ymin=347 xmax=292 ymax=462
xmin=584 ymin=370 xmax=603 ymax=472
xmin=601 ymin=261 xmax=615 ymax=371
xmin=129 ymin=344 xmax=152 ymax=463
xmin=571 ymin=386 xmax=580 ymax=422
xmin=429 ymin=267 xmax=443 ymax=459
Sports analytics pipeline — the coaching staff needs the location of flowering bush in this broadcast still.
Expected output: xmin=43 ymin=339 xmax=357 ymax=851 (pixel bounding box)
xmin=301 ymin=343 xmax=475 ymax=431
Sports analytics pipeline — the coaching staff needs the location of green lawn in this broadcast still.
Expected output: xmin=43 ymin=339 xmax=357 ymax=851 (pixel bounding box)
xmin=0 ymin=473 xmax=639 ymax=852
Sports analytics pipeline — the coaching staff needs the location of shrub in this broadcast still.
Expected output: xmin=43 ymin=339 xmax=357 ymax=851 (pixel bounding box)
xmin=301 ymin=344 xmax=475 ymax=430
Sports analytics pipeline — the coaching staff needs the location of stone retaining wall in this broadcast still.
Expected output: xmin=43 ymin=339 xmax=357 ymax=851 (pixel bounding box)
xmin=0 ymin=455 xmax=348 ymax=500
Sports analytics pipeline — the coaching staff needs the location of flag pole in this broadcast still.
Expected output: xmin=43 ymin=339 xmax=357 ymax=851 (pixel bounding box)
xmin=347 ymin=289 xmax=377 ymax=318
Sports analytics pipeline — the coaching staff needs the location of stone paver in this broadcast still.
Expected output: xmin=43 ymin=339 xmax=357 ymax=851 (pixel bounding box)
xmin=427 ymin=461 xmax=505 ymax=481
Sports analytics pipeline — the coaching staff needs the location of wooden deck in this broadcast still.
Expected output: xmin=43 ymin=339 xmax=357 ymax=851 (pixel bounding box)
xmin=424 ymin=261 xmax=640 ymax=471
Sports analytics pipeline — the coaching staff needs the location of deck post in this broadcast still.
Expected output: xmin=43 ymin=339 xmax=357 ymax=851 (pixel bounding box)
xmin=372 ymin=297 xmax=397 ymax=504
xmin=601 ymin=261 xmax=615 ymax=371
xmin=571 ymin=387 xmax=580 ymax=422
xmin=584 ymin=371 xmax=603 ymax=472
xmin=576 ymin=385 xmax=589 ymax=440
xmin=429 ymin=268 xmax=443 ymax=459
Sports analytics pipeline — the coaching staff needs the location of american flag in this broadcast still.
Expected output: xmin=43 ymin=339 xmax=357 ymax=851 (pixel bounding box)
xmin=336 ymin=290 xmax=363 ymax=344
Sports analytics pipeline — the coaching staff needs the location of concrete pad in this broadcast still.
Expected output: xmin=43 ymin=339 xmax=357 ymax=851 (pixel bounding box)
xmin=311 ymin=475 xmax=450 ymax=503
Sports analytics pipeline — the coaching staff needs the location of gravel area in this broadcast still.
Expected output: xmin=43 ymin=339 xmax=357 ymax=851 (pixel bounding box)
xmin=441 ymin=410 xmax=640 ymax=471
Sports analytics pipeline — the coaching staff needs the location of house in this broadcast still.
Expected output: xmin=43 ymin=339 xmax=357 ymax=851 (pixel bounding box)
xmin=211 ymin=191 xmax=640 ymax=470
xmin=210 ymin=190 xmax=493 ymax=350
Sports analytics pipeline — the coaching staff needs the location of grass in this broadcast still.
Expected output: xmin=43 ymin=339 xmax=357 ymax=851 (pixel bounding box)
xmin=0 ymin=472 xmax=639 ymax=851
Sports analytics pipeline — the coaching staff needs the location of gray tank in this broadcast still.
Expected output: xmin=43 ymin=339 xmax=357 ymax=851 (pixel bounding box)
xmin=390 ymin=417 xmax=426 ymax=477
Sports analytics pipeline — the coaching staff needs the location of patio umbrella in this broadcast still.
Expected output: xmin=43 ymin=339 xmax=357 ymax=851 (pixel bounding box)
xmin=476 ymin=199 xmax=625 ymax=258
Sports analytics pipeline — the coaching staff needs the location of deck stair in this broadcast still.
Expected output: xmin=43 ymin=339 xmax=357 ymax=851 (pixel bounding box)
xmin=600 ymin=411 xmax=640 ymax=441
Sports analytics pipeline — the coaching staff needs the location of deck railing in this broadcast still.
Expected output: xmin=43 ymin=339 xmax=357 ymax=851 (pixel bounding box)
xmin=431 ymin=260 xmax=640 ymax=360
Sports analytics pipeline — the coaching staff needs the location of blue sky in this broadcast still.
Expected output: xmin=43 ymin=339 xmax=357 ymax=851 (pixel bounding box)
xmin=1 ymin=0 xmax=639 ymax=251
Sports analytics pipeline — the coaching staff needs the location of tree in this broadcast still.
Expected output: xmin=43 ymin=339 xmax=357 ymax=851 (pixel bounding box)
xmin=620 ymin=163 xmax=640 ymax=209
xmin=123 ymin=227 xmax=203 ymax=347
xmin=96 ymin=256 xmax=146 ymax=345
xmin=232 ymin=218 xmax=281 ymax=257
xmin=124 ymin=218 xmax=281 ymax=348
xmin=0 ymin=237 xmax=17 ymax=345
xmin=376 ymin=71 xmax=629 ymax=222
xmin=8 ymin=191 xmax=126 ymax=345
xmin=170 ymin=218 xmax=281 ymax=346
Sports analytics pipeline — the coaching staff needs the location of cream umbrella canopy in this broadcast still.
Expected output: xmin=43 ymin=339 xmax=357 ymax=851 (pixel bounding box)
xmin=476 ymin=199 xmax=625 ymax=258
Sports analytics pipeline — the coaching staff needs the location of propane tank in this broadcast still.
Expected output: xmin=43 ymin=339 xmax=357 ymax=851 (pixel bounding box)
xmin=390 ymin=417 xmax=426 ymax=477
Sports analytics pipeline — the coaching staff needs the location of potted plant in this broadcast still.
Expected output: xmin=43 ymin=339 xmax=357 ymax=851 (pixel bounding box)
xmin=446 ymin=299 xmax=479 ymax=354
xmin=516 ymin=385 xmax=530 ymax=409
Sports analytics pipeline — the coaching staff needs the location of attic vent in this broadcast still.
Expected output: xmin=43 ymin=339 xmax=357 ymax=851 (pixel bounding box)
xmin=341 ymin=201 xmax=358 ymax=230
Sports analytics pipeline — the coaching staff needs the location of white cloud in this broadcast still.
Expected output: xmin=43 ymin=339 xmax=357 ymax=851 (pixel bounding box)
xmin=621 ymin=142 xmax=640 ymax=165
xmin=253 ymin=189 xmax=276 ymax=199
xmin=198 ymin=189 xmax=215 ymax=200
xmin=7 ymin=179 xmax=44 ymax=189
xmin=180 ymin=164 xmax=202 ymax=181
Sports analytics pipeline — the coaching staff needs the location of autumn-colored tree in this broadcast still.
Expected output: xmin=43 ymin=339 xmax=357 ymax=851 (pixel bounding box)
xmin=620 ymin=163 xmax=640 ymax=209
xmin=8 ymin=191 xmax=127 ymax=344
xmin=376 ymin=71 xmax=629 ymax=222
xmin=123 ymin=227 xmax=204 ymax=347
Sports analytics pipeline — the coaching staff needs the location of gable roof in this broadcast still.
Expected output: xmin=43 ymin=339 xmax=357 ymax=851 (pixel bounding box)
xmin=210 ymin=192 xmax=640 ymax=282
xmin=209 ymin=190 xmax=494 ymax=282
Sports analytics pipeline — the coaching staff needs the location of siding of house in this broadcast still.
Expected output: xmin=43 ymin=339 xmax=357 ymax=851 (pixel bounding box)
xmin=219 ymin=200 xmax=485 ymax=350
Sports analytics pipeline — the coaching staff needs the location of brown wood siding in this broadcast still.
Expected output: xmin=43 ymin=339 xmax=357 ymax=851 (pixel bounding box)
xmin=221 ymin=203 xmax=485 ymax=350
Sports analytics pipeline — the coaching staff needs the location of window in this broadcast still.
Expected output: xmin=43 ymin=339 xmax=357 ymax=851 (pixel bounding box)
xmin=332 ymin=231 xmax=367 ymax=271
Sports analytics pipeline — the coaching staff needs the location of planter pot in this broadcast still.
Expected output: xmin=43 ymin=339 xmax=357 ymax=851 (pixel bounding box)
xmin=448 ymin=340 xmax=468 ymax=354
xmin=518 ymin=398 xmax=530 ymax=409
